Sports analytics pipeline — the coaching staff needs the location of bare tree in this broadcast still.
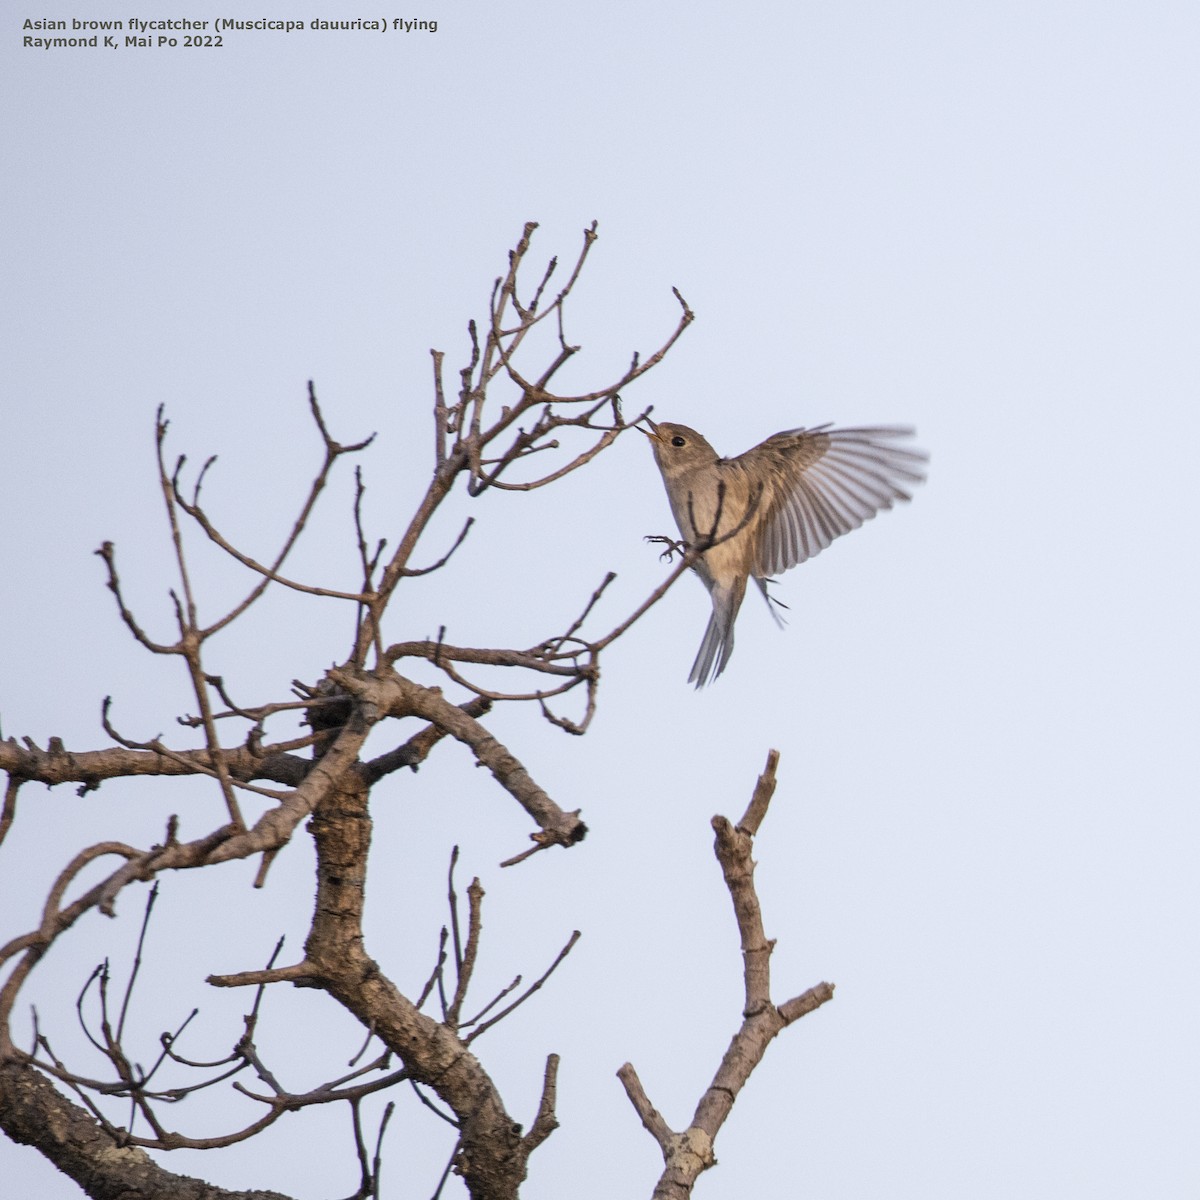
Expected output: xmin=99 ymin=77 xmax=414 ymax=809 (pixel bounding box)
xmin=0 ymin=225 xmax=833 ymax=1199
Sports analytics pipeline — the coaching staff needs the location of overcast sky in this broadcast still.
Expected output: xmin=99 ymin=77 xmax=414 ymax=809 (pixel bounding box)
xmin=3 ymin=2 xmax=1199 ymax=1197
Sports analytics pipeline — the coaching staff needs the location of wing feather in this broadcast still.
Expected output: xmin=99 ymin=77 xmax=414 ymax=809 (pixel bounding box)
xmin=744 ymin=426 xmax=927 ymax=576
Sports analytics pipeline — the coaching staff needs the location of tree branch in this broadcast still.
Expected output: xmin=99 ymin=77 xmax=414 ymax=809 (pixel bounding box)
xmin=619 ymin=750 xmax=835 ymax=1198
xmin=0 ymin=1060 xmax=297 ymax=1200
xmin=328 ymin=666 xmax=588 ymax=856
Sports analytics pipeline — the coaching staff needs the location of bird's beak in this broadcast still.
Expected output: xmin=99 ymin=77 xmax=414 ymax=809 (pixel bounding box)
xmin=638 ymin=417 xmax=662 ymax=442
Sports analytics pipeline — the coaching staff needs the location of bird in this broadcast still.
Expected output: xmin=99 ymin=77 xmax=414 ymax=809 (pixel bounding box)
xmin=642 ymin=417 xmax=927 ymax=687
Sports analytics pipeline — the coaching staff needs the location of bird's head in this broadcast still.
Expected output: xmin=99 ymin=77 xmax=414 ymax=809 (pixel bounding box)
xmin=639 ymin=418 xmax=718 ymax=477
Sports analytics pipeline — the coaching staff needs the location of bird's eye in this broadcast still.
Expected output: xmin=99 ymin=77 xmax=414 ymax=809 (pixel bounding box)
xmin=671 ymin=435 xmax=686 ymax=447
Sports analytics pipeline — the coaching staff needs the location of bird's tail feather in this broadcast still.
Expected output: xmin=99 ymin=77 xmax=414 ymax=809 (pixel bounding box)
xmin=689 ymin=583 xmax=742 ymax=688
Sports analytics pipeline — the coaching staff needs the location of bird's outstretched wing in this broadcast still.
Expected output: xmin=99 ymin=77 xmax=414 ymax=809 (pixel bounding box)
xmin=742 ymin=426 xmax=928 ymax=576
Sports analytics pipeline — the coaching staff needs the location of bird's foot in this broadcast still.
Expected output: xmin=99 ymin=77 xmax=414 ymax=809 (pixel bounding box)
xmin=644 ymin=534 xmax=688 ymax=563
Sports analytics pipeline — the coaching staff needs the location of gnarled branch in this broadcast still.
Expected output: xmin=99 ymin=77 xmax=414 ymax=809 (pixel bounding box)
xmin=619 ymin=750 xmax=835 ymax=1198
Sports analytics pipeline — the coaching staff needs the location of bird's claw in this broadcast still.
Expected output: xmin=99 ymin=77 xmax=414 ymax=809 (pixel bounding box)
xmin=644 ymin=534 xmax=687 ymax=563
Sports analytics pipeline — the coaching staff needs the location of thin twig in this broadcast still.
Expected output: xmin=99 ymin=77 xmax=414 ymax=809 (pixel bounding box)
xmin=465 ymin=930 xmax=580 ymax=1044
xmin=115 ymin=882 xmax=158 ymax=1044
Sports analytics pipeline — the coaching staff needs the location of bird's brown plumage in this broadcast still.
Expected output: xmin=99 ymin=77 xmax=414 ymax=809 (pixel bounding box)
xmin=645 ymin=418 xmax=927 ymax=685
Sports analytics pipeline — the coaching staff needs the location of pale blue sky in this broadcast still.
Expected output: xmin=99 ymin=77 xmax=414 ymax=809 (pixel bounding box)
xmin=3 ymin=2 xmax=1198 ymax=1197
